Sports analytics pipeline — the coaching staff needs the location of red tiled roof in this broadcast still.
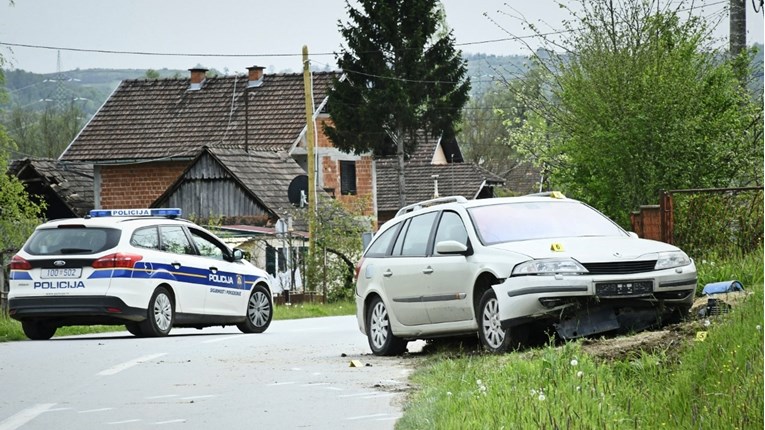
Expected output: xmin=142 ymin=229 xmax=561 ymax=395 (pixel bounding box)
xmin=60 ymin=72 xmax=338 ymax=162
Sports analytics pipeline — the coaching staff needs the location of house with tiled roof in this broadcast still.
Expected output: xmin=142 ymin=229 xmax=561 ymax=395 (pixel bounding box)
xmin=8 ymin=158 xmax=94 ymax=219
xmin=59 ymin=67 xmax=374 ymax=221
xmin=375 ymin=133 xmax=505 ymax=224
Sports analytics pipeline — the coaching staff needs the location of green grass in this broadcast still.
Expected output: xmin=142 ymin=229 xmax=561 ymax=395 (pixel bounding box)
xmin=0 ymin=299 xmax=356 ymax=342
xmin=397 ymin=251 xmax=764 ymax=430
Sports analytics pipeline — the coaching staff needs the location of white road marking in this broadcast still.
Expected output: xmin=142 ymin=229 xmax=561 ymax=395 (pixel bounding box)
xmin=201 ymin=335 xmax=242 ymax=344
xmin=267 ymin=381 xmax=296 ymax=386
xmin=291 ymin=367 xmax=302 ymax=371
xmin=98 ymin=353 xmax=167 ymax=376
xmin=312 ymin=372 xmax=322 ymax=376
xmin=323 ymin=387 xmax=344 ymax=391
xmin=79 ymin=408 xmax=114 ymax=414
xmin=301 ymin=383 xmax=330 ymax=387
xmin=146 ymin=395 xmax=178 ymax=400
xmin=338 ymin=392 xmax=377 ymax=398
xmin=362 ymin=393 xmax=395 ymax=399
xmin=107 ymin=419 xmax=142 ymax=425
xmin=346 ymin=413 xmax=389 ymax=421
xmin=0 ymin=403 xmax=56 ymax=430
xmin=180 ymin=395 xmax=217 ymax=400
xmin=154 ymin=419 xmax=186 ymax=425
xmin=46 ymin=408 xmax=71 ymax=412
xmin=375 ymin=416 xmax=402 ymax=421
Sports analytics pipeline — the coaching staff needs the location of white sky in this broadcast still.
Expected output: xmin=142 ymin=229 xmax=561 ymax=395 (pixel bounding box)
xmin=0 ymin=0 xmax=763 ymax=75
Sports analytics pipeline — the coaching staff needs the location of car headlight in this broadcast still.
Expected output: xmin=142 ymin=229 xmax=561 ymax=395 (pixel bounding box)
xmin=512 ymin=258 xmax=588 ymax=276
xmin=655 ymin=251 xmax=691 ymax=270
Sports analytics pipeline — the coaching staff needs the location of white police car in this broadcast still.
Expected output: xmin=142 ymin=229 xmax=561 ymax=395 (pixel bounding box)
xmin=8 ymin=208 xmax=273 ymax=340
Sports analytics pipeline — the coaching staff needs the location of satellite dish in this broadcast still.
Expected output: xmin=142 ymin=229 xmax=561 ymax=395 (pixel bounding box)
xmin=288 ymin=175 xmax=309 ymax=207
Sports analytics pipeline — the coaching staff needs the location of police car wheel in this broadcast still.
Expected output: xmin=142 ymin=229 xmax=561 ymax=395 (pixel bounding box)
xmin=125 ymin=323 xmax=145 ymax=337
xmin=22 ymin=320 xmax=57 ymax=340
xmin=237 ymin=285 xmax=273 ymax=334
xmin=140 ymin=286 xmax=174 ymax=337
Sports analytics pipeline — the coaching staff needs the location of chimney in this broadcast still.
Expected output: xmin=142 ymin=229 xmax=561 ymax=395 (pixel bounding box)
xmin=247 ymin=65 xmax=265 ymax=88
xmin=432 ymin=174 xmax=440 ymax=198
xmin=188 ymin=67 xmax=208 ymax=91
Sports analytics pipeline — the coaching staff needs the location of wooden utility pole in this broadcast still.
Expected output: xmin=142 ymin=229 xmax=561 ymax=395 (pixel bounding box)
xmin=730 ymin=0 xmax=746 ymax=57
xmin=302 ymin=46 xmax=317 ymax=290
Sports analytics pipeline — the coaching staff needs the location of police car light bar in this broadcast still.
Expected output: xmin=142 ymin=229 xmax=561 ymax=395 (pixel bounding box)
xmin=89 ymin=208 xmax=182 ymax=218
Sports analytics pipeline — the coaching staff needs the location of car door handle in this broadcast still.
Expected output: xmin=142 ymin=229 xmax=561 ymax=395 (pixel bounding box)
xmin=422 ymin=266 xmax=433 ymax=274
xmin=383 ymin=269 xmax=393 ymax=277
xmin=171 ymin=262 xmax=181 ymax=270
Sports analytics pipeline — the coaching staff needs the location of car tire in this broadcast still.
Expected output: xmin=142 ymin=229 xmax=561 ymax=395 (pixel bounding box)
xmin=366 ymin=296 xmax=407 ymax=356
xmin=237 ymin=284 xmax=273 ymax=333
xmin=139 ymin=286 xmax=174 ymax=337
xmin=478 ymin=289 xmax=525 ymax=353
xmin=125 ymin=322 xmax=145 ymax=337
xmin=22 ymin=320 xmax=57 ymax=340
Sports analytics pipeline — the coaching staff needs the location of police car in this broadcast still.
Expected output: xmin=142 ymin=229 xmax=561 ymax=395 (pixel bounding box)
xmin=8 ymin=208 xmax=273 ymax=340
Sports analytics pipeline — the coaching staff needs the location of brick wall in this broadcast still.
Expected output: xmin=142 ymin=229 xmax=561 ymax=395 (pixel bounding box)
xmin=99 ymin=161 xmax=189 ymax=208
xmin=316 ymin=118 xmax=375 ymax=217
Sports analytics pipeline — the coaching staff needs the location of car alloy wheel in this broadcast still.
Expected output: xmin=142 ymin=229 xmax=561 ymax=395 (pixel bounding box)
xmin=482 ymin=296 xmax=505 ymax=349
xmin=153 ymin=292 xmax=173 ymax=332
xmin=238 ymin=285 xmax=273 ymax=333
xmin=366 ymin=296 xmax=406 ymax=356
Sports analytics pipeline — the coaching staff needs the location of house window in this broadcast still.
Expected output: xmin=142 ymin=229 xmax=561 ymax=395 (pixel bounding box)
xmin=340 ymin=161 xmax=357 ymax=195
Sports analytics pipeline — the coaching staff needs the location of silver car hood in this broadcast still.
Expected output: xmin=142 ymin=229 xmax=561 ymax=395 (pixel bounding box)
xmin=488 ymin=236 xmax=681 ymax=262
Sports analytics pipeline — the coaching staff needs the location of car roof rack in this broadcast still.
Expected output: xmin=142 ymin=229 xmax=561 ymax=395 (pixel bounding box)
xmin=395 ymin=196 xmax=468 ymax=217
xmin=525 ymin=191 xmax=567 ymax=199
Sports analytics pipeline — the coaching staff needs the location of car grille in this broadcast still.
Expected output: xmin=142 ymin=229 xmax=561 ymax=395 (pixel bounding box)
xmin=582 ymin=260 xmax=657 ymax=275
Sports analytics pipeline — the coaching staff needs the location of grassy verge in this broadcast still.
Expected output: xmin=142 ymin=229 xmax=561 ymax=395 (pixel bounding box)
xmin=0 ymin=299 xmax=355 ymax=342
xmin=398 ymin=251 xmax=764 ymax=430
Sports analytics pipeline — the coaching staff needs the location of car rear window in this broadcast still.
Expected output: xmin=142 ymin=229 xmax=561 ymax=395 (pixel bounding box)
xmin=24 ymin=227 xmax=121 ymax=255
xmin=468 ymin=201 xmax=626 ymax=245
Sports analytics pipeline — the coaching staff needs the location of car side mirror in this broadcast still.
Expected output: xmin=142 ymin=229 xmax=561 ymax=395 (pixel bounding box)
xmin=435 ymin=240 xmax=470 ymax=255
xmin=231 ymin=248 xmax=245 ymax=261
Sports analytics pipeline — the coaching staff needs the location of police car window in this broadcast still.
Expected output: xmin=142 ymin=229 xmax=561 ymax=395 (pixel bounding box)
xmin=25 ymin=227 xmax=120 ymax=255
xmin=159 ymin=226 xmax=195 ymax=255
xmin=400 ymin=212 xmax=438 ymax=256
xmin=365 ymin=223 xmax=400 ymax=257
xmin=131 ymin=227 xmax=159 ymax=250
xmin=434 ymin=211 xmax=468 ymax=251
xmin=189 ymin=229 xmax=225 ymax=260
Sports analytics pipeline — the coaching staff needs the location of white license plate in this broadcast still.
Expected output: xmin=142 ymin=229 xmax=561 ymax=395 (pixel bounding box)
xmin=41 ymin=268 xmax=82 ymax=279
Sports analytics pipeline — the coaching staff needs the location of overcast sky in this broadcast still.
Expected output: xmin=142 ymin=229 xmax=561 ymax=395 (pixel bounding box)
xmin=0 ymin=0 xmax=763 ymax=75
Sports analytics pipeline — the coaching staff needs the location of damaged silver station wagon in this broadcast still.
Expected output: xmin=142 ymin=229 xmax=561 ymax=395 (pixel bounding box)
xmin=355 ymin=193 xmax=697 ymax=355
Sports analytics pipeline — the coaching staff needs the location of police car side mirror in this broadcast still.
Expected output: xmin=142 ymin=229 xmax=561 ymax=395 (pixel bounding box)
xmin=231 ymin=248 xmax=245 ymax=262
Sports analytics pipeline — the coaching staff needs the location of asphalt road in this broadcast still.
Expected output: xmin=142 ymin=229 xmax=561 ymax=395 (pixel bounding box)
xmin=0 ymin=315 xmax=424 ymax=430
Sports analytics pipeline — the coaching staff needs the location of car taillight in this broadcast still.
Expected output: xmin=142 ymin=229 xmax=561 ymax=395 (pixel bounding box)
xmin=92 ymin=253 xmax=143 ymax=269
xmin=10 ymin=255 xmax=32 ymax=270
xmin=354 ymin=258 xmax=364 ymax=281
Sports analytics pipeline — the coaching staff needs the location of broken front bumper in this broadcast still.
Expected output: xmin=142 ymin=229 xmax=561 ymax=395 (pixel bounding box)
xmin=493 ymin=266 xmax=697 ymax=339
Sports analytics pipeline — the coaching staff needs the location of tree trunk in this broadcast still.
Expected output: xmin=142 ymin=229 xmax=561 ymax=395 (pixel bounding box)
xmin=395 ymin=127 xmax=407 ymax=208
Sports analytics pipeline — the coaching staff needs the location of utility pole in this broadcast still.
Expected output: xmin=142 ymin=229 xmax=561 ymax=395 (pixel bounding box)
xmin=730 ymin=0 xmax=746 ymax=57
xmin=302 ymin=46 xmax=317 ymax=291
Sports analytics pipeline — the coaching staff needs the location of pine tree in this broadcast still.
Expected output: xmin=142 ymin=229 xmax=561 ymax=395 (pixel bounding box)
xmin=325 ymin=0 xmax=470 ymax=207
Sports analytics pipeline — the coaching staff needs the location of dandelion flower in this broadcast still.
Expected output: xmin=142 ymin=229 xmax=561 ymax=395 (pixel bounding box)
xmin=538 ymin=394 xmax=546 ymax=401
xmin=570 ymin=359 xmax=578 ymax=366
xmin=530 ymin=388 xmax=537 ymax=396
xmin=476 ymin=379 xmax=483 ymax=386
xmin=757 ymin=325 xmax=762 ymax=331
xmin=704 ymin=319 xmax=711 ymax=327
xmin=577 ymin=371 xmax=584 ymax=378
xmin=446 ymin=391 xmax=453 ymax=397
xmin=576 ymin=386 xmax=581 ymax=392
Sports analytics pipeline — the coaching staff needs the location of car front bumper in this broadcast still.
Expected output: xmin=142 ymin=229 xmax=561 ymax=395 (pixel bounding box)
xmin=493 ymin=265 xmax=697 ymax=338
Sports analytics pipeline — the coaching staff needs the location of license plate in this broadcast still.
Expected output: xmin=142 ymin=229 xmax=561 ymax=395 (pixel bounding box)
xmin=596 ymin=281 xmax=653 ymax=297
xmin=41 ymin=268 xmax=82 ymax=279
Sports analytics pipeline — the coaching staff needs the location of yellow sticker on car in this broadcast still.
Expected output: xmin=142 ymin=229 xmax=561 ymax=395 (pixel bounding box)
xmin=550 ymin=243 xmax=564 ymax=252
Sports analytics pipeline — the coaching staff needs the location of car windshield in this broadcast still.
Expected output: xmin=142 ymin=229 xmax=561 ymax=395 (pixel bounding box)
xmin=467 ymin=201 xmax=626 ymax=245
xmin=25 ymin=227 xmax=121 ymax=255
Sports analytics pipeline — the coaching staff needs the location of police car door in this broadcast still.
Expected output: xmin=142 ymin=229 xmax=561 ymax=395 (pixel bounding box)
xmin=156 ymin=224 xmax=207 ymax=315
xmin=186 ymin=227 xmax=247 ymax=317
